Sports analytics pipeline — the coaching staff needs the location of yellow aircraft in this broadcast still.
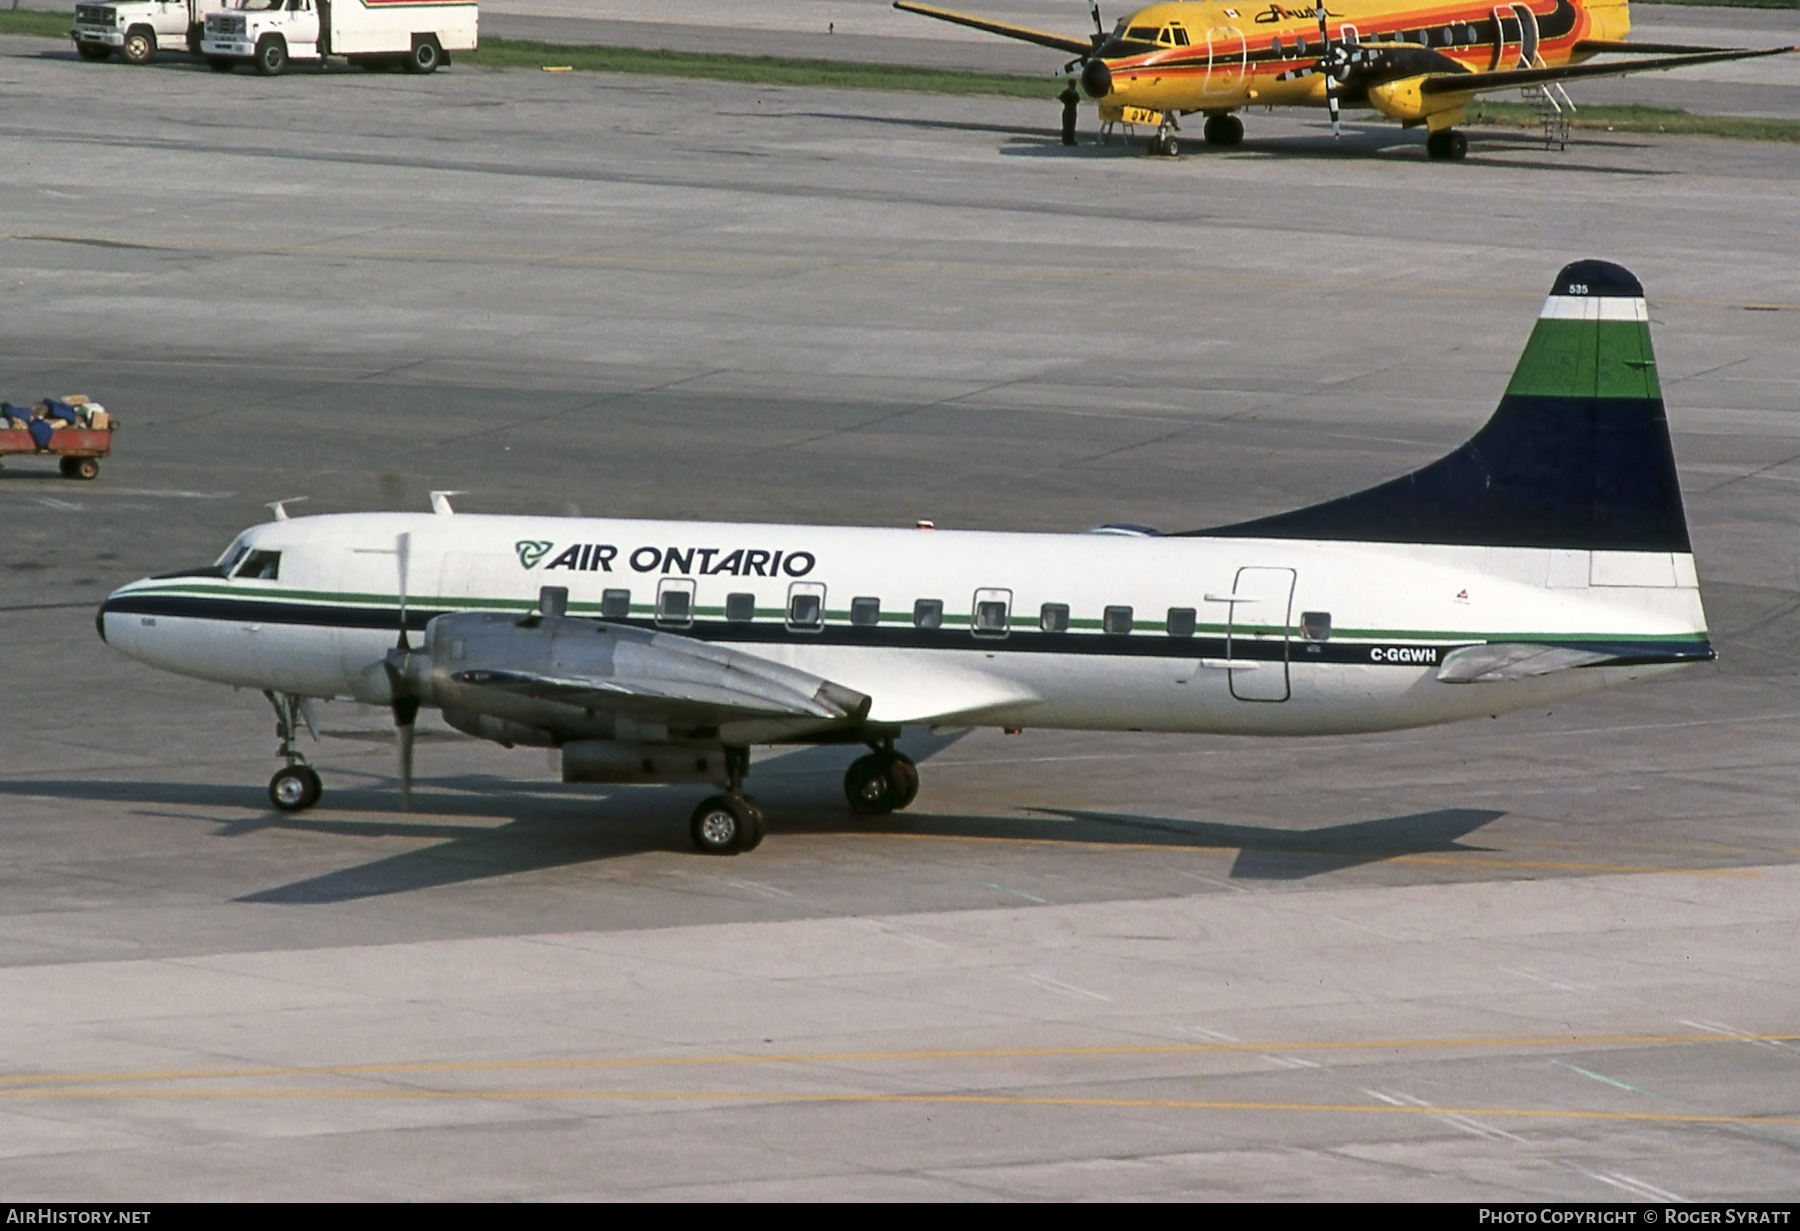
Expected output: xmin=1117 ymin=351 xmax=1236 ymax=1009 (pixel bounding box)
xmin=896 ymin=0 xmax=1795 ymax=158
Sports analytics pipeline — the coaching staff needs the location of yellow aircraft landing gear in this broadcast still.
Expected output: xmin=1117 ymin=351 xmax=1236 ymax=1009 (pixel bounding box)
xmin=1426 ymin=129 xmax=1469 ymax=161
xmin=1203 ymin=114 xmax=1244 ymax=148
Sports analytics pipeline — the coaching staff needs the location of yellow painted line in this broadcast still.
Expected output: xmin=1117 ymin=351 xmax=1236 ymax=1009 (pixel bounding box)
xmin=3 ymin=1031 xmax=1793 ymax=1091
xmin=1 ymin=1087 xmax=1796 ymax=1127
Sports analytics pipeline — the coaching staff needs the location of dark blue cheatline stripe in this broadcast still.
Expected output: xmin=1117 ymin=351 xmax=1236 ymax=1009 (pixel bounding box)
xmin=98 ymin=592 xmax=1711 ymax=669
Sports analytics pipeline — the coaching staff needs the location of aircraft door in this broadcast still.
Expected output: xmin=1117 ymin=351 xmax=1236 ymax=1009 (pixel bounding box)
xmin=1225 ymin=566 xmax=1295 ymax=702
xmin=1203 ymin=26 xmax=1246 ymax=96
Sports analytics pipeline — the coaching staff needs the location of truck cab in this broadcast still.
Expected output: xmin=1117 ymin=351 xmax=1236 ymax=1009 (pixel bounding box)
xmin=73 ymin=0 xmax=232 ymax=64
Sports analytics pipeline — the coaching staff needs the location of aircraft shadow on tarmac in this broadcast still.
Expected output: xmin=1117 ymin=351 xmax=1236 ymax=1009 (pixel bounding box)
xmin=0 ymin=730 xmax=1504 ymax=900
xmin=798 ymin=108 xmax=1665 ymax=171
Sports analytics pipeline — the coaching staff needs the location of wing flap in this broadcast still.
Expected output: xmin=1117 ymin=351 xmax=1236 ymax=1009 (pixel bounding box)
xmin=891 ymin=1 xmax=1094 ymax=56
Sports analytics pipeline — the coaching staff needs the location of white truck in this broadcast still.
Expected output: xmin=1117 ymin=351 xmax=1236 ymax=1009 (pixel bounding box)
xmin=201 ymin=0 xmax=477 ymax=76
xmin=72 ymin=0 xmax=233 ymax=64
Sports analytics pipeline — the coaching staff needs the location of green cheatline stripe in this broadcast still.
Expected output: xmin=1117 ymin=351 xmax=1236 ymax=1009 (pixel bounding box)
xmin=1505 ymin=318 xmax=1661 ymax=400
xmin=122 ymin=583 xmax=1709 ymax=644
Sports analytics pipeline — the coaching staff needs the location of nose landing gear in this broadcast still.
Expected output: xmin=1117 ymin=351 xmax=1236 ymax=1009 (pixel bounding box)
xmin=264 ymin=690 xmax=322 ymax=812
xmin=1426 ymin=129 xmax=1469 ymax=160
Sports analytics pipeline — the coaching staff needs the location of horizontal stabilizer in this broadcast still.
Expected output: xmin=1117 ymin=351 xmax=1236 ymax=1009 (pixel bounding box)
xmin=1436 ymin=643 xmax=1612 ymax=683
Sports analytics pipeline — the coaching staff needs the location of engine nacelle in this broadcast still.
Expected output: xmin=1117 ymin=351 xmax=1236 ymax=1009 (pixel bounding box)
xmin=442 ymin=708 xmax=557 ymax=748
xmin=562 ymin=740 xmax=727 ymax=785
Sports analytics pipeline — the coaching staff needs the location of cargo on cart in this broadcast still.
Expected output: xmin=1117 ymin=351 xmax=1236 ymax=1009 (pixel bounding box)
xmin=0 ymin=396 xmax=116 ymax=480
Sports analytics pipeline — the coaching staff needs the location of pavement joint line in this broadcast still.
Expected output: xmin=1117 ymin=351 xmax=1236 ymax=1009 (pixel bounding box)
xmin=0 ymin=1087 xmax=1794 ymax=1126
xmin=5 ymin=1031 xmax=1796 ymax=1091
xmin=3 ymin=234 xmax=1794 ymax=313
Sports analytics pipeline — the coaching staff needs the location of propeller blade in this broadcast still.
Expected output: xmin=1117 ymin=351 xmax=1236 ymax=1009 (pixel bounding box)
xmin=1328 ymin=90 xmax=1342 ymax=137
xmin=395 ymin=531 xmax=412 ymax=650
xmin=1090 ymin=0 xmax=1103 ymax=37
xmin=394 ymin=695 xmax=420 ymax=811
xmin=1315 ymin=4 xmax=1341 ymax=138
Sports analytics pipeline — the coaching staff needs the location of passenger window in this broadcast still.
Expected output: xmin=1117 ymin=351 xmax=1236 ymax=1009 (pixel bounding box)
xmin=788 ymin=582 xmax=825 ymax=631
xmin=656 ymin=579 xmax=695 ymax=628
xmin=1103 ymin=605 xmax=1134 ymax=635
xmin=1040 ymin=602 xmax=1069 ymax=633
xmin=235 ymin=550 xmax=281 ymax=580
xmin=600 ymin=588 xmax=631 ymax=619
xmin=1270 ymin=36 xmax=1284 ymax=55
xmin=1166 ymin=607 xmax=1196 ymax=638
xmin=1301 ymin=611 xmax=1332 ymax=642
xmin=850 ymin=596 xmax=881 ymax=627
xmin=972 ymin=588 xmax=1011 ymax=638
xmin=914 ymin=598 xmax=943 ymax=630
xmin=725 ymin=592 xmax=756 ymax=623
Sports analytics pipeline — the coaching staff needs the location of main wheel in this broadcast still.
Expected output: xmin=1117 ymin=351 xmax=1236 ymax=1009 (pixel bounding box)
xmin=690 ymin=794 xmax=750 ymax=854
xmin=121 ymin=27 xmax=156 ymax=65
xmin=269 ymin=765 xmax=322 ymax=812
xmin=889 ymin=755 xmax=920 ymax=810
xmin=1203 ymin=114 xmax=1243 ymax=147
xmin=76 ymin=43 xmax=112 ymax=62
xmin=405 ymin=38 xmax=441 ymax=74
xmin=737 ymin=797 xmax=767 ymax=852
xmin=1426 ymin=129 xmax=1467 ymax=161
xmin=254 ymin=36 xmax=286 ymax=77
xmin=845 ymin=753 xmax=907 ymax=816
xmin=208 ymin=56 xmax=235 ymax=72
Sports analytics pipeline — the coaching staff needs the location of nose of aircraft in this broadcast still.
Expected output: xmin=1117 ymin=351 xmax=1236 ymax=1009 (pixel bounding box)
xmin=1080 ymin=58 xmax=1112 ymax=99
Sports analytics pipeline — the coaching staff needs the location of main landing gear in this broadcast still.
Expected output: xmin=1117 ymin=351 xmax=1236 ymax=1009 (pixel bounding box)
xmin=689 ymin=746 xmax=765 ymax=855
xmin=264 ymin=690 xmax=322 ymax=812
xmin=843 ymin=739 xmax=919 ymax=816
xmin=1426 ymin=129 xmax=1469 ymax=161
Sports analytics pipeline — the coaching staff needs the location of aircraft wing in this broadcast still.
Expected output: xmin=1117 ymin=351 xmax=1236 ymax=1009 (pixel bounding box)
xmin=1420 ymin=44 xmax=1797 ymax=97
xmin=453 ymin=666 xmax=860 ymax=722
xmin=891 ymin=1 xmax=1094 ymax=56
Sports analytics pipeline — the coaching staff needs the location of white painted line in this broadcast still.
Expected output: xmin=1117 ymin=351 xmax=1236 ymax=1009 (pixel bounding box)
xmin=1588 ymin=1171 xmax=1687 ymax=1203
xmin=1015 ymin=973 xmax=1111 ymax=1002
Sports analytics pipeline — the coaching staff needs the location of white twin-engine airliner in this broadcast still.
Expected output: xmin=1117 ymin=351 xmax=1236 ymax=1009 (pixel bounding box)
xmin=99 ymin=261 xmax=1711 ymax=854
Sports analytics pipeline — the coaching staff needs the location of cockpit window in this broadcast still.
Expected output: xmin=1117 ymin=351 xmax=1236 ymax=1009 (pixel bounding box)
xmin=215 ymin=536 xmax=250 ymax=572
xmin=1127 ymin=25 xmax=1159 ymax=40
xmin=1170 ymin=26 xmax=1189 ymax=45
xmin=234 ymin=550 xmax=281 ymax=580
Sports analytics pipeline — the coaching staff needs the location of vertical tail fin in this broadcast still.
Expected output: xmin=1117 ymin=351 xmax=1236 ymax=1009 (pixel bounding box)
xmin=1197 ymin=260 xmax=1690 ymax=552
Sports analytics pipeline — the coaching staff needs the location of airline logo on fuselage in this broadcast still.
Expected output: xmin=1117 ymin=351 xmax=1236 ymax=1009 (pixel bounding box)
xmin=518 ymin=540 xmax=817 ymax=578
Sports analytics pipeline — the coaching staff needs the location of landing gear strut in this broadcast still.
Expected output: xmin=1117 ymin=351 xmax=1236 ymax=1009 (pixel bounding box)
xmin=264 ymin=690 xmax=321 ymax=812
xmin=843 ymin=737 xmax=920 ymax=816
xmin=1426 ymin=129 xmax=1468 ymax=161
xmin=689 ymin=745 xmax=764 ymax=855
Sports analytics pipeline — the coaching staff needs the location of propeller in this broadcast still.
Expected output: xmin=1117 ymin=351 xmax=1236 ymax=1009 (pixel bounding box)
xmin=1315 ymin=5 xmax=1342 ymax=137
xmin=382 ymin=531 xmax=421 ymax=810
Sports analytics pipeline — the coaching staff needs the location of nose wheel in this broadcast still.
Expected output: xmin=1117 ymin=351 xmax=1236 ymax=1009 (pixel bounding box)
xmin=269 ymin=765 xmax=323 ymax=812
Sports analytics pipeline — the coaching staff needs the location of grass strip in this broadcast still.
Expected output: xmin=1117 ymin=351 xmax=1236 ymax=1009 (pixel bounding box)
xmin=0 ymin=10 xmax=75 ymax=38
xmin=462 ymin=38 xmax=1061 ymax=98
xmin=1470 ymin=100 xmax=1800 ymax=141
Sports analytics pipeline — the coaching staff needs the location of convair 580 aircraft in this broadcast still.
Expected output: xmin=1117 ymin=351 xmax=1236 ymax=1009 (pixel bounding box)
xmin=99 ymin=261 xmax=1710 ymax=854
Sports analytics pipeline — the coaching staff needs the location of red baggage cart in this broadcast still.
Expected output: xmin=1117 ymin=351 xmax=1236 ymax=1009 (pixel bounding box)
xmin=0 ymin=418 xmax=115 ymax=480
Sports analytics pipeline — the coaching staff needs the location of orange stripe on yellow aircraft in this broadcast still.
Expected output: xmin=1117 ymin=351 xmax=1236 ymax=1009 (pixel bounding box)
xmin=895 ymin=0 xmax=1795 ymax=159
